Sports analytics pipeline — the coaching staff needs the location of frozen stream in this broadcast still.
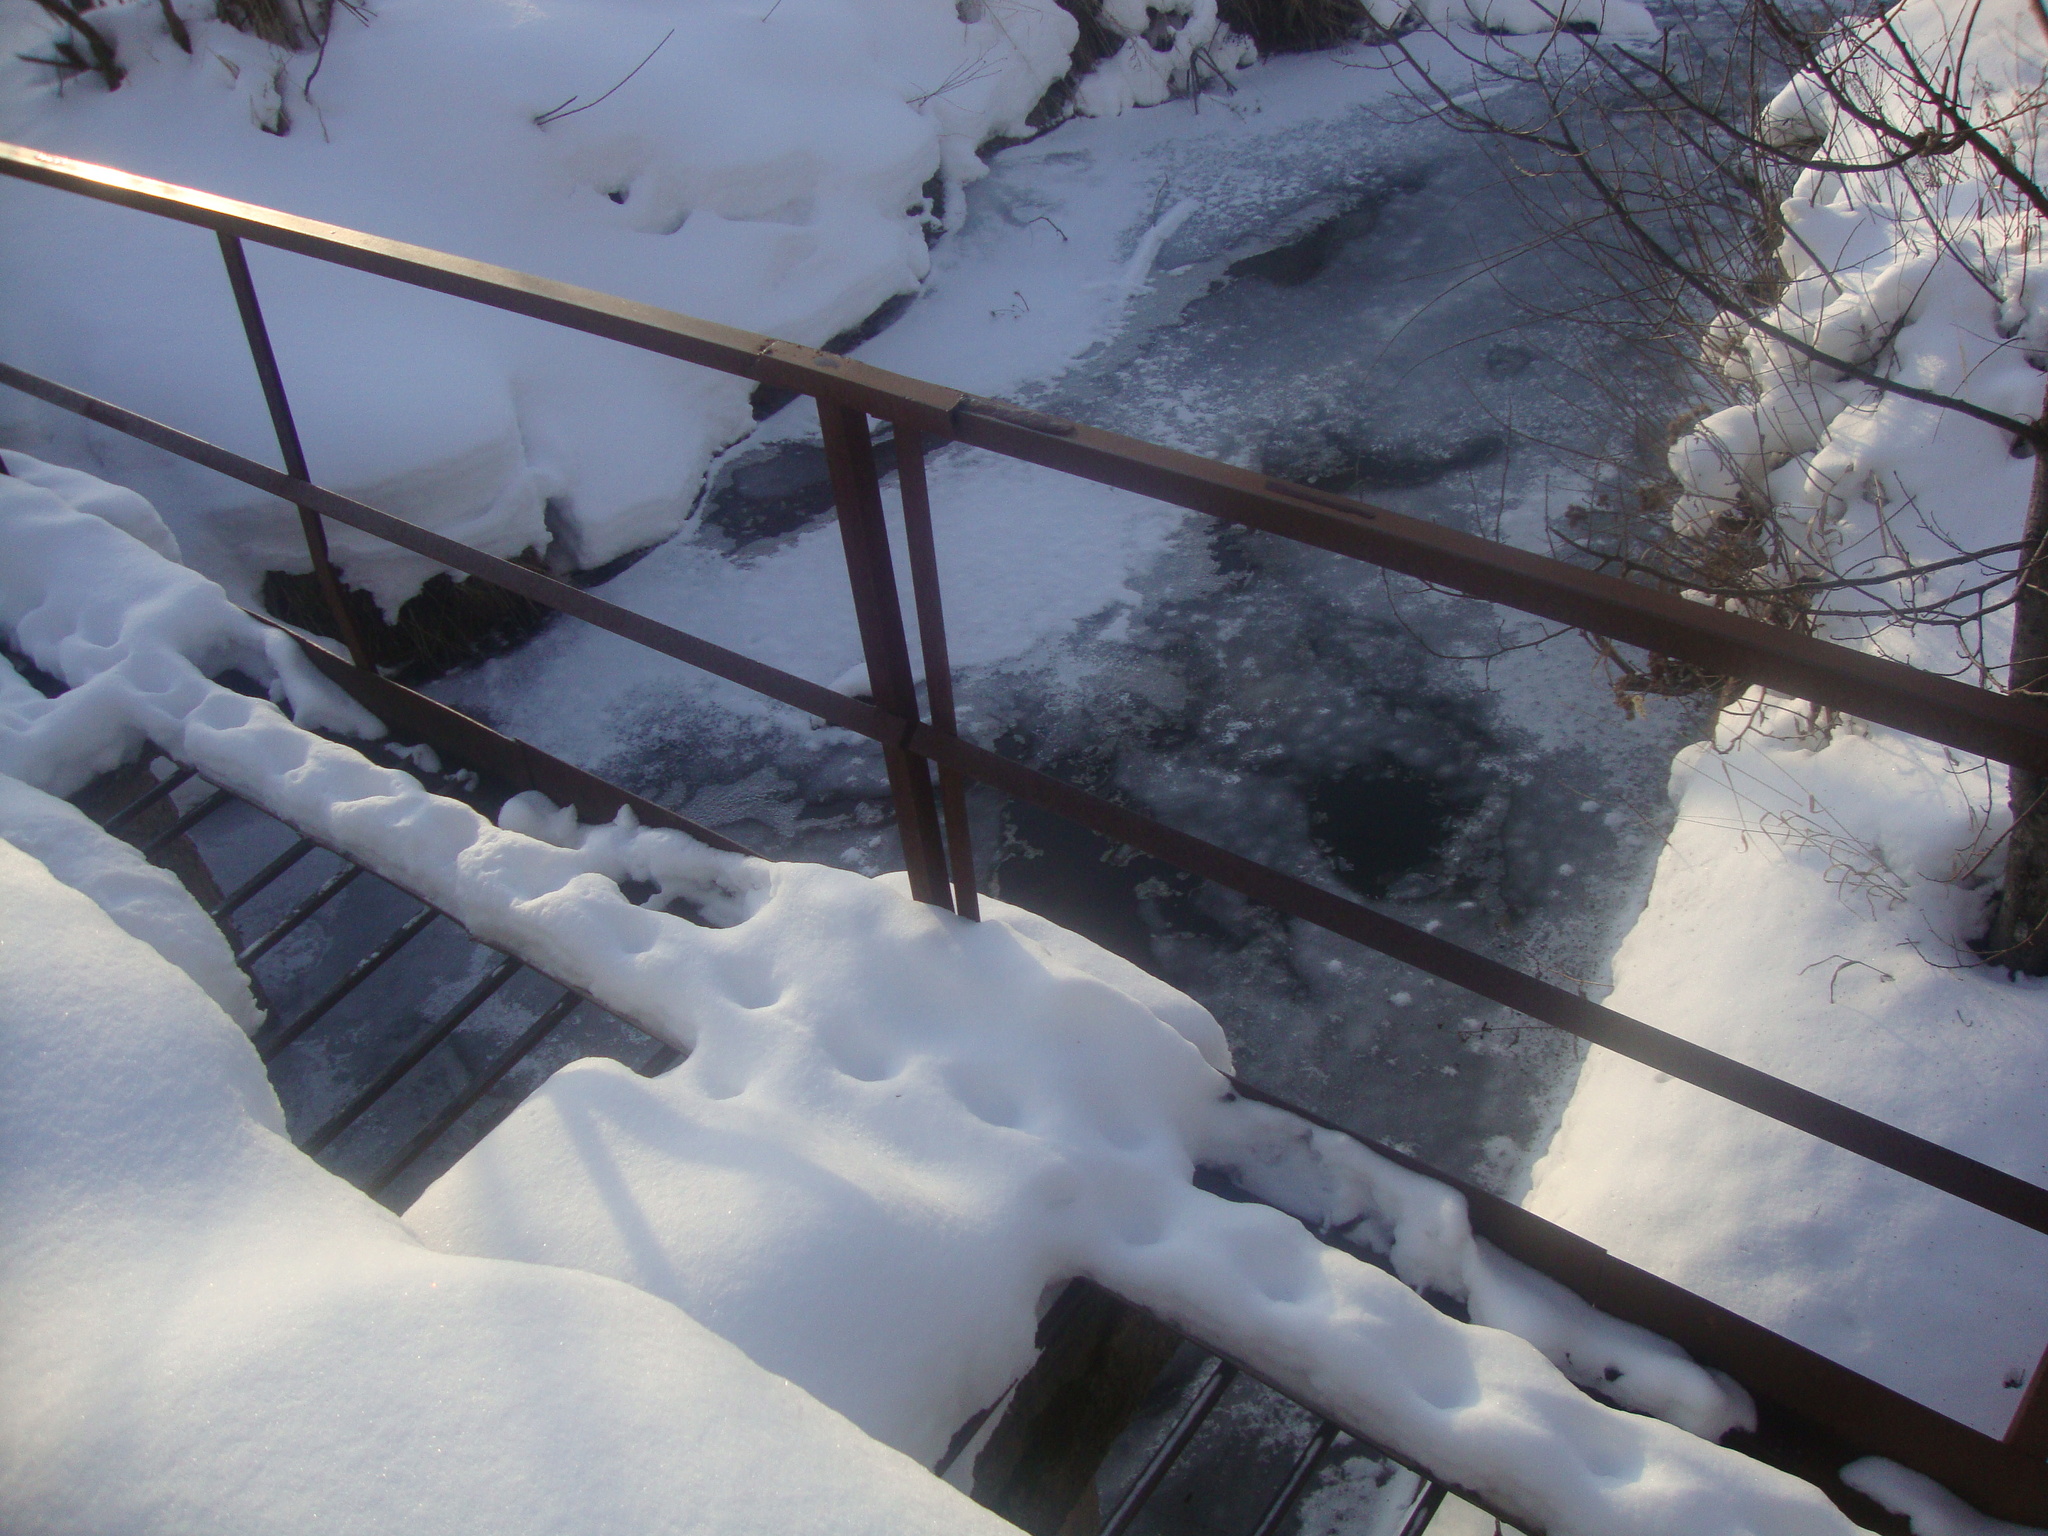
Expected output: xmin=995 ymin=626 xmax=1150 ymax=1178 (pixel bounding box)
xmin=436 ymin=36 xmax=1706 ymax=1196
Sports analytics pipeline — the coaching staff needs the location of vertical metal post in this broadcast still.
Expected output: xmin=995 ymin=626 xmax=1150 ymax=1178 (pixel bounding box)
xmin=895 ymin=426 xmax=980 ymax=920
xmin=217 ymin=231 xmax=371 ymax=669
xmin=817 ymin=400 xmax=953 ymax=910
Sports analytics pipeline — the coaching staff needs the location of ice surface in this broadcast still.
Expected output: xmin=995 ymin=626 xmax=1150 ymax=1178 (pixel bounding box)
xmin=435 ymin=38 xmax=1708 ymax=1201
xmin=0 ymin=832 xmax=1031 ymax=1536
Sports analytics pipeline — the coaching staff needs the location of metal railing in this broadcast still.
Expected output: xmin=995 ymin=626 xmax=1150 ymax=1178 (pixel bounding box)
xmin=4 ymin=141 xmax=2045 ymax=1518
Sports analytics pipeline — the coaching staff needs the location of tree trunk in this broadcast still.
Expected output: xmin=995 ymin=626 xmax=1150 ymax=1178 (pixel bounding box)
xmin=1990 ymin=403 xmax=2048 ymax=974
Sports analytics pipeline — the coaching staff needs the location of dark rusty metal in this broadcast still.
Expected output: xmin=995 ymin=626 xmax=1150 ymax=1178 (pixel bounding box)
xmin=0 ymin=361 xmax=897 ymax=743
xmin=1248 ymin=1420 xmax=1344 ymax=1536
xmin=1225 ymin=1079 xmax=2048 ymax=1525
xmin=216 ymin=232 xmax=371 ymax=669
xmin=102 ymin=763 xmax=194 ymax=833
xmin=137 ymin=784 xmax=232 ymax=857
xmin=11 ymin=142 xmax=2048 ymax=1512
xmin=7 ymin=364 xmax=2047 ymax=1247
xmin=255 ymin=903 xmax=439 ymax=1063
xmin=0 ymin=144 xmax=963 ymax=437
xmin=3 ymin=141 xmax=2041 ymax=772
xmin=265 ymin=620 xmax=757 ymax=856
xmin=299 ymin=950 xmax=525 ymax=1155
xmin=944 ymin=402 xmax=2048 ymax=775
xmin=895 ymin=425 xmax=980 ymax=919
xmin=1392 ymin=1482 xmax=1450 ymax=1536
xmin=969 ymin=1280 xmax=1182 ymax=1535
xmin=819 ymin=401 xmax=953 ymax=909
xmin=364 ymin=986 xmax=581 ymax=1197
xmin=911 ymin=724 xmax=2048 ymax=1242
xmin=235 ymin=862 xmax=361 ymax=967
xmin=209 ymin=835 xmax=316 ymax=919
xmin=1100 ymin=1358 xmax=1238 ymax=1536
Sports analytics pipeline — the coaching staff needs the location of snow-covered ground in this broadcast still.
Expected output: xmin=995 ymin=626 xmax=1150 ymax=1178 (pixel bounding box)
xmin=1526 ymin=0 xmax=2048 ymax=1442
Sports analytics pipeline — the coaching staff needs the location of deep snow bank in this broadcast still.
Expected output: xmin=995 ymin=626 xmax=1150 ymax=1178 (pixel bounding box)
xmin=0 ymin=0 xmax=1080 ymax=611
xmin=0 ymin=828 xmax=1031 ymax=1536
xmin=1531 ymin=0 xmax=2048 ymax=1439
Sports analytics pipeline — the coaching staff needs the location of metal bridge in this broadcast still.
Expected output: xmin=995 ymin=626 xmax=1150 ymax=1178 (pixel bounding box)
xmin=5 ymin=139 xmax=2047 ymax=1531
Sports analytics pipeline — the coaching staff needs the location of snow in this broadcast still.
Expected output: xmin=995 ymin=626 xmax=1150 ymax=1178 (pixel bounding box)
xmin=1529 ymin=0 xmax=2048 ymax=1444
xmin=0 ymin=771 xmax=261 ymax=1032
xmin=2 ymin=456 xmax=1881 ymax=1534
xmin=1 ymin=0 xmax=1659 ymax=616
xmin=0 ymin=451 xmax=382 ymax=798
xmin=1844 ymin=1457 xmax=2048 ymax=1536
xmin=0 ymin=0 xmax=1080 ymax=611
xmin=400 ymin=807 xmax=1844 ymax=1534
xmin=0 ymin=829 xmax=1032 ymax=1536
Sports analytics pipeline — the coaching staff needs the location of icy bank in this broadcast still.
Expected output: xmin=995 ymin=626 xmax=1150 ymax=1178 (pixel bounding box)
xmin=1531 ymin=0 xmax=2048 ymax=1440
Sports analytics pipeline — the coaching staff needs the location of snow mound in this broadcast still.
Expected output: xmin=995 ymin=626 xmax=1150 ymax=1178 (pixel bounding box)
xmin=0 ymin=456 xmax=380 ymax=797
xmin=1528 ymin=711 xmax=2048 ymax=1433
xmin=0 ymin=829 xmax=1030 ymax=1536
xmin=0 ymin=771 xmax=260 ymax=1032
xmin=1843 ymin=1458 xmax=2047 ymax=1536
xmin=0 ymin=0 xmax=1079 ymax=611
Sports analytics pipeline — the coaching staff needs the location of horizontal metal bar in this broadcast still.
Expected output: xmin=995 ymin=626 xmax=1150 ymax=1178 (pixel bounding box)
xmin=256 ymin=903 xmax=439 ymax=1063
xmin=299 ymin=951 xmax=524 ymax=1155
xmin=1101 ymin=1359 xmax=1238 ymax=1536
xmin=0 ymin=143 xmax=963 ymax=436
xmin=365 ymin=988 xmax=581 ymax=1196
xmin=945 ymin=404 xmax=2048 ymax=774
xmin=1223 ymin=1079 xmax=2048 ymax=1524
xmin=16 ymin=362 xmax=2041 ymax=1239
xmin=260 ymin=623 xmax=758 ymax=857
xmin=138 ymin=784 xmax=232 ymax=856
xmin=209 ymin=836 xmax=316 ymax=919
xmin=0 ymin=361 xmax=900 ymax=746
xmin=1393 ymin=1480 xmax=1450 ymax=1536
xmin=3 ymin=141 xmax=2042 ymax=772
xmin=101 ymin=764 xmax=194 ymax=833
xmin=915 ymin=724 xmax=2048 ymax=1238
xmin=1247 ymin=1419 xmax=1344 ymax=1536
xmin=640 ymin=1042 xmax=686 ymax=1076
xmin=235 ymin=862 xmax=361 ymax=967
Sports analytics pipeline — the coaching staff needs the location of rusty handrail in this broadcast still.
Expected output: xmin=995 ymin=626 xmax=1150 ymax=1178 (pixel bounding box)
xmin=11 ymin=355 xmax=2047 ymax=1247
xmin=3 ymin=140 xmax=2045 ymax=771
